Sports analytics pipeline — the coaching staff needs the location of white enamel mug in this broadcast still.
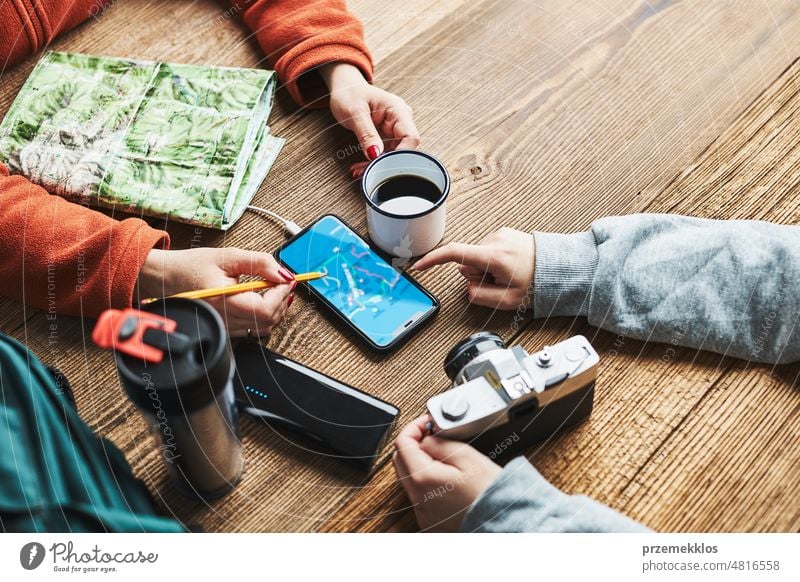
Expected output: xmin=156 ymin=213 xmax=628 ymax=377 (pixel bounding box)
xmin=361 ymin=150 xmax=450 ymax=258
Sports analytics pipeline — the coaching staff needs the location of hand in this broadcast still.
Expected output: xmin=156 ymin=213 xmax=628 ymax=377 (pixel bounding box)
xmin=393 ymin=415 xmax=501 ymax=532
xmin=413 ymin=227 xmax=536 ymax=310
xmin=321 ymin=63 xmax=421 ymax=178
xmin=136 ymin=248 xmax=296 ymax=337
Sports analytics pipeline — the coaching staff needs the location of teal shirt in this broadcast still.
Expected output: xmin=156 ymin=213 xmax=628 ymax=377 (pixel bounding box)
xmin=462 ymin=214 xmax=800 ymax=532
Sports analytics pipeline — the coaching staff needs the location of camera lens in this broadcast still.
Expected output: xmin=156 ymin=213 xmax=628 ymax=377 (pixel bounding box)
xmin=444 ymin=332 xmax=506 ymax=381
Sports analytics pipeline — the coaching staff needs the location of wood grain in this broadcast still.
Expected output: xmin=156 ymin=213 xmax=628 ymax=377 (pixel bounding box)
xmin=322 ymin=57 xmax=800 ymax=533
xmin=1 ymin=0 xmax=798 ymax=532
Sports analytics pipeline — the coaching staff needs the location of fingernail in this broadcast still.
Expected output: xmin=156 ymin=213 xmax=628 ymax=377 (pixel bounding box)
xmin=290 ymin=280 xmax=297 ymax=291
xmin=278 ymin=268 xmax=294 ymax=282
xmin=287 ymin=293 xmax=295 ymax=307
xmin=367 ymin=145 xmax=380 ymax=160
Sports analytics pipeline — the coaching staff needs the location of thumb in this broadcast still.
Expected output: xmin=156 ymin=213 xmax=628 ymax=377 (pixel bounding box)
xmin=221 ymin=249 xmax=293 ymax=284
xmin=349 ymin=106 xmax=382 ymax=161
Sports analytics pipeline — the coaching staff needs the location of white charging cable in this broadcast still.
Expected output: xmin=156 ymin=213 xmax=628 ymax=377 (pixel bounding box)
xmin=246 ymin=205 xmax=302 ymax=236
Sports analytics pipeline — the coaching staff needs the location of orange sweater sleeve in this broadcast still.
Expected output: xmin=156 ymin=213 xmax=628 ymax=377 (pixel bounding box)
xmin=1 ymin=0 xmax=373 ymax=108
xmin=229 ymin=0 xmax=374 ymax=107
xmin=0 ymin=0 xmax=105 ymax=68
xmin=0 ymin=165 xmax=169 ymax=318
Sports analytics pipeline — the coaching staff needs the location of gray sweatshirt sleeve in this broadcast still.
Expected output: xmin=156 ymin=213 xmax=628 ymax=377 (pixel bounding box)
xmin=461 ymin=458 xmax=649 ymax=532
xmin=464 ymin=214 xmax=799 ymax=533
xmin=533 ymin=214 xmax=800 ymax=364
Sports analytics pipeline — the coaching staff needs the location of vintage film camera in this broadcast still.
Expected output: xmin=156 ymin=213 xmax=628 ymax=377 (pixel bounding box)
xmin=427 ymin=332 xmax=599 ymax=459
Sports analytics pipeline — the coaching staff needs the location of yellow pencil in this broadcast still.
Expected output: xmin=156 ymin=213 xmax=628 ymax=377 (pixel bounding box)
xmin=139 ymin=271 xmax=325 ymax=305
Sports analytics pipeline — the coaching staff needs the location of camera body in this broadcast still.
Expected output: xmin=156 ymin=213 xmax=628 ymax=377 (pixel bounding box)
xmin=427 ymin=332 xmax=599 ymax=459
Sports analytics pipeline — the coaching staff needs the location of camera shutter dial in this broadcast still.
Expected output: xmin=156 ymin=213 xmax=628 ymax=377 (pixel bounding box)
xmin=537 ymin=346 xmax=553 ymax=367
xmin=440 ymin=393 xmax=470 ymax=421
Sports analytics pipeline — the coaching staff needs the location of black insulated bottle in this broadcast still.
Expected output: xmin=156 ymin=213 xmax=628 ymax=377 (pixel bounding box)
xmin=115 ymin=298 xmax=243 ymax=500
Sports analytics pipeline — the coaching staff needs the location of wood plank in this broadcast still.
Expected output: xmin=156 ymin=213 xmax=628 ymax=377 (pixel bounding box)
xmin=622 ymin=363 xmax=800 ymax=532
xmin=0 ymin=299 xmax=27 ymax=335
xmin=646 ymin=60 xmax=800 ymax=220
xmin=3 ymin=0 xmax=800 ymax=531
xmin=323 ymin=56 xmax=800 ymax=532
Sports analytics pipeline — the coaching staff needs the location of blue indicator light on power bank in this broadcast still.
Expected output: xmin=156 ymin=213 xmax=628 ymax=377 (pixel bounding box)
xmin=245 ymin=385 xmax=268 ymax=398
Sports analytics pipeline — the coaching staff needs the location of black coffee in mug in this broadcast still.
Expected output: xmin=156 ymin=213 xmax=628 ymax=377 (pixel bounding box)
xmin=361 ymin=150 xmax=450 ymax=256
xmin=371 ymin=174 xmax=442 ymax=216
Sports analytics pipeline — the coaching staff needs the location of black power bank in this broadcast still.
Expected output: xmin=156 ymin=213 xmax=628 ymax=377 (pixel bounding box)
xmin=233 ymin=342 xmax=399 ymax=468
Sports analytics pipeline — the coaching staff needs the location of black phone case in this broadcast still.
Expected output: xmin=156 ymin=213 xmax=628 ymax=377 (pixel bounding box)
xmin=275 ymin=214 xmax=439 ymax=353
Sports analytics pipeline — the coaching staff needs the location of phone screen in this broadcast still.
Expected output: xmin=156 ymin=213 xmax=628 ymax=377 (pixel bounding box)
xmin=278 ymin=215 xmax=437 ymax=348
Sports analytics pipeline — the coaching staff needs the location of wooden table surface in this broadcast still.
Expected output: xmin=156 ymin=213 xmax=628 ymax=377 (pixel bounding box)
xmin=2 ymin=0 xmax=799 ymax=532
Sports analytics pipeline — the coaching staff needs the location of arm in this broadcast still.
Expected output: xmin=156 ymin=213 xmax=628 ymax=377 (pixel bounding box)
xmin=0 ymin=0 xmax=102 ymax=67
xmin=0 ymin=165 xmax=168 ymax=318
xmin=1 ymin=0 xmax=371 ymax=108
xmin=0 ymin=167 xmax=294 ymax=333
xmin=534 ymin=214 xmax=800 ymax=364
xmin=461 ymin=458 xmax=648 ymax=533
xmin=393 ymin=416 xmax=647 ymax=532
xmin=230 ymin=0 xmax=372 ymax=107
xmin=231 ymin=0 xmax=420 ymax=167
xmin=415 ymin=215 xmax=800 ymax=365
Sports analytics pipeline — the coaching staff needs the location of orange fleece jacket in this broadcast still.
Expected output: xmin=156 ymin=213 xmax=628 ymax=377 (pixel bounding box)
xmin=0 ymin=0 xmax=373 ymax=317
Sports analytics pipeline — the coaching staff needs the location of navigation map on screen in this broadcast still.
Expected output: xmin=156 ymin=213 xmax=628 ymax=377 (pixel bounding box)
xmin=279 ymin=216 xmax=435 ymax=346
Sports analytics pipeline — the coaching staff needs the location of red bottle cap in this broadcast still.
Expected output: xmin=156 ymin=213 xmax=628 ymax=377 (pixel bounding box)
xmin=92 ymin=308 xmax=177 ymax=363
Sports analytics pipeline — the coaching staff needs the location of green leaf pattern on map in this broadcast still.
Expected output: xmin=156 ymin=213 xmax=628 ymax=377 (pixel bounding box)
xmin=0 ymin=52 xmax=283 ymax=229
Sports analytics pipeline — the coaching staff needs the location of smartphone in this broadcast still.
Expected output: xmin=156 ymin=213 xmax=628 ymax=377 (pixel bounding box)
xmin=276 ymin=214 xmax=439 ymax=352
xmin=234 ymin=341 xmax=399 ymax=468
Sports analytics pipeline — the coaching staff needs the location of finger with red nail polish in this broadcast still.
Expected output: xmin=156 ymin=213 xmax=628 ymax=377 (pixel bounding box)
xmin=350 ymin=161 xmax=369 ymax=181
xmin=278 ymin=267 xmax=295 ymax=282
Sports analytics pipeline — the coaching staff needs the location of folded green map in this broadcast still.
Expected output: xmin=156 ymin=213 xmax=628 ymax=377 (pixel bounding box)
xmin=0 ymin=51 xmax=284 ymax=230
